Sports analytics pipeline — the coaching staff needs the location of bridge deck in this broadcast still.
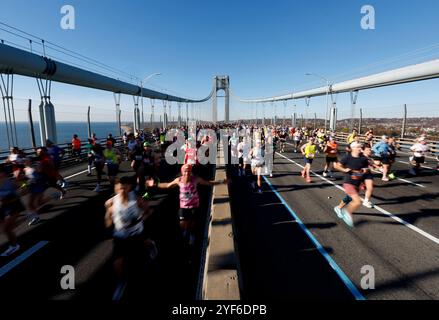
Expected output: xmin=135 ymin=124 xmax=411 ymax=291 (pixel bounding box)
xmin=231 ymin=141 xmax=439 ymax=299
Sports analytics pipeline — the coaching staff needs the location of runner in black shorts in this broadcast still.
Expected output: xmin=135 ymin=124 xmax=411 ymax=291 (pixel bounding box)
xmin=179 ymin=208 xmax=197 ymax=221
xmin=278 ymin=130 xmax=287 ymax=153
xmin=361 ymin=144 xmax=375 ymax=208
xmin=323 ymin=137 xmax=338 ymax=178
xmin=334 ymin=142 xmax=370 ymax=228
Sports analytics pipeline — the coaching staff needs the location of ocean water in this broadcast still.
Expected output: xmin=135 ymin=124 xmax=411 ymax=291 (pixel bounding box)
xmin=0 ymin=122 xmax=125 ymax=150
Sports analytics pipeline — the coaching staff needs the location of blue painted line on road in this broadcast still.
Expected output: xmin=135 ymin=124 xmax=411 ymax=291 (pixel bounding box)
xmin=0 ymin=241 xmax=49 ymax=278
xmin=263 ymin=176 xmax=366 ymax=301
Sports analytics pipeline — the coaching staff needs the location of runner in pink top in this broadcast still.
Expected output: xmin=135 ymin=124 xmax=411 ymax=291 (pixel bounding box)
xmin=150 ymin=164 xmax=226 ymax=249
xmin=178 ymin=175 xmax=200 ymax=209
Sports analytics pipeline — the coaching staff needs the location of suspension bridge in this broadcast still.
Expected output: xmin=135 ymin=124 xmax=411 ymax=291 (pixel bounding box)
xmin=0 ymin=22 xmax=439 ymax=302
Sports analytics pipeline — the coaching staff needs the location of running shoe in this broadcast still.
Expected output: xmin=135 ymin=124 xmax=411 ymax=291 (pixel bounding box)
xmin=363 ymin=199 xmax=374 ymax=209
xmin=341 ymin=209 xmax=354 ymax=228
xmin=257 ymin=188 xmax=262 ymax=194
xmin=269 ymin=173 xmax=273 ymax=177
xmin=388 ymin=172 xmax=396 ymax=180
xmin=408 ymin=168 xmax=417 ymax=176
xmin=301 ymin=170 xmax=306 ymax=178
xmin=382 ymin=177 xmax=389 ymax=182
xmin=1 ymin=244 xmax=20 ymax=257
xmin=323 ymin=172 xmax=328 ymax=177
xmin=59 ymin=189 xmax=67 ymax=200
xmin=333 ymin=206 xmax=343 ymax=219
xmin=306 ymin=177 xmax=312 ymax=183
xmin=93 ymin=185 xmax=102 ymax=193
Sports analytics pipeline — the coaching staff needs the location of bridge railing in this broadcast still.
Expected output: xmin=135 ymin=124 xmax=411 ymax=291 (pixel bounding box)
xmin=333 ymin=132 xmax=439 ymax=159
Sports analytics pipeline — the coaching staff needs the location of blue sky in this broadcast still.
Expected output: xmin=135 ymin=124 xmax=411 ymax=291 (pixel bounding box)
xmin=1 ymin=0 xmax=439 ymax=122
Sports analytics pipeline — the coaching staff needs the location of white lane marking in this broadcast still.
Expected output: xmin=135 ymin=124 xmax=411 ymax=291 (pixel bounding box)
xmin=397 ymin=160 xmax=435 ymax=171
xmin=285 ymin=142 xmax=425 ymax=188
xmin=64 ymin=167 xmax=95 ymax=180
xmin=395 ymin=149 xmax=438 ymax=160
xmin=275 ymin=152 xmax=439 ymax=246
xmin=0 ymin=241 xmax=50 ymax=278
xmin=370 ymin=169 xmax=425 ymax=188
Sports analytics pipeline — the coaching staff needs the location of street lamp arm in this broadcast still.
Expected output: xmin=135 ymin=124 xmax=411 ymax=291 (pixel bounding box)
xmin=142 ymin=72 xmax=162 ymax=83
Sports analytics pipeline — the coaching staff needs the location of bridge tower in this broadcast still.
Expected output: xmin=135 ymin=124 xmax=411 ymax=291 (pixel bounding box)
xmin=212 ymin=76 xmax=230 ymax=123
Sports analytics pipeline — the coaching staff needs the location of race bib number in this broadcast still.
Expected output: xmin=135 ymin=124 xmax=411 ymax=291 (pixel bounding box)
xmin=351 ymin=172 xmax=363 ymax=180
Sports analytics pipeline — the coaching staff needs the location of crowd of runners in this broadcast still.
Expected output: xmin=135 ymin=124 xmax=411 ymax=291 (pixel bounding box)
xmin=1 ymin=123 xmax=438 ymax=289
xmin=225 ymin=124 xmax=438 ymax=228
xmin=0 ymin=125 xmax=228 ymax=295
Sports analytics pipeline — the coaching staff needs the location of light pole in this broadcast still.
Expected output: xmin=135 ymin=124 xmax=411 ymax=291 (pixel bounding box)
xmin=305 ymin=73 xmax=330 ymax=131
xmin=140 ymin=72 xmax=161 ymax=128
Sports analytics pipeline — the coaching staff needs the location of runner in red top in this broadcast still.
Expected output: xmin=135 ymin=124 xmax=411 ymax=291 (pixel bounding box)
xmin=37 ymin=147 xmax=67 ymax=200
xmin=71 ymin=134 xmax=82 ymax=162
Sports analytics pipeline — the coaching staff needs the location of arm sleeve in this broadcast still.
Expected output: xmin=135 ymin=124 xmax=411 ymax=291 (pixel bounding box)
xmin=339 ymin=155 xmax=348 ymax=166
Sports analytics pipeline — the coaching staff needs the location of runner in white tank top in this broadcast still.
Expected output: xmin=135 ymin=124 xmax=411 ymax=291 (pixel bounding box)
xmin=105 ymin=176 xmax=151 ymax=288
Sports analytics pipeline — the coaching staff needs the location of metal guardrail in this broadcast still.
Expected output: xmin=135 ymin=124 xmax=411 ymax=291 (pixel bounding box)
xmin=334 ymin=132 xmax=439 ymax=158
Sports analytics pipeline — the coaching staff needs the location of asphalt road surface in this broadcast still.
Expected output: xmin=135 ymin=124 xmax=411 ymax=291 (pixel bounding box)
xmin=229 ymin=140 xmax=439 ymax=300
